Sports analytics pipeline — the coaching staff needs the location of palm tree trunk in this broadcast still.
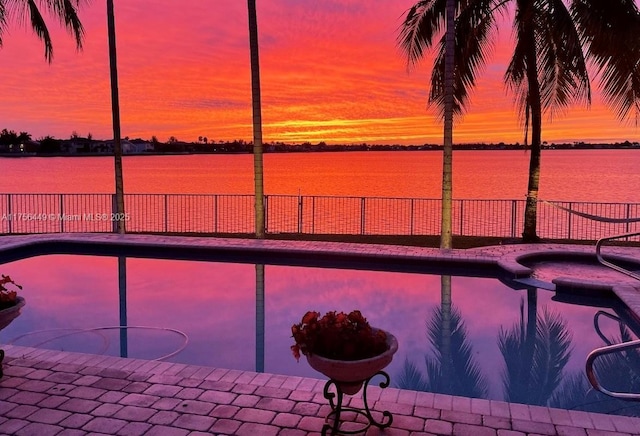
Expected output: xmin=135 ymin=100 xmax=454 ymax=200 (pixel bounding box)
xmin=247 ymin=0 xmax=265 ymax=238
xmin=440 ymin=0 xmax=455 ymax=249
xmin=107 ymin=0 xmax=125 ymax=234
xmin=522 ymin=28 xmax=542 ymax=243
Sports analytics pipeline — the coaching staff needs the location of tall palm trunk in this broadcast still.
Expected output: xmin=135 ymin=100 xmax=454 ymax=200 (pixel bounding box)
xmin=107 ymin=0 xmax=125 ymax=234
xmin=522 ymin=22 xmax=541 ymax=242
xmin=247 ymin=0 xmax=265 ymax=238
xmin=441 ymin=0 xmax=455 ymax=249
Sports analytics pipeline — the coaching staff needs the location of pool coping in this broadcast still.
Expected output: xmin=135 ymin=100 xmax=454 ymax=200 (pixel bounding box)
xmin=1 ymin=233 xmax=640 ymax=435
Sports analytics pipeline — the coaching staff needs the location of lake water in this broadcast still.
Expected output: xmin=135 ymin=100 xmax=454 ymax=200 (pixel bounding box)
xmin=1 ymin=149 xmax=640 ymax=202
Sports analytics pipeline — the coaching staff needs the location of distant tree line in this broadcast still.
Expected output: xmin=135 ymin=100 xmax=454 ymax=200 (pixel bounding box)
xmin=1 ymin=127 xmax=638 ymax=155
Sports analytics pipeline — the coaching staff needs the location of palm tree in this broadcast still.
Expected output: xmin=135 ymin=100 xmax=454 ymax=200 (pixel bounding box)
xmin=247 ymin=0 xmax=265 ymax=238
xmin=399 ymin=0 xmax=456 ymax=249
xmin=107 ymin=0 xmax=125 ymax=233
xmin=0 ymin=0 xmax=86 ymax=62
xmin=399 ymin=0 xmax=640 ymax=242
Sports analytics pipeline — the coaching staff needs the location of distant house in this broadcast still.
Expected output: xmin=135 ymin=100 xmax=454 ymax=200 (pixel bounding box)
xmin=95 ymin=139 xmax=154 ymax=154
xmin=62 ymin=138 xmax=92 ymax=153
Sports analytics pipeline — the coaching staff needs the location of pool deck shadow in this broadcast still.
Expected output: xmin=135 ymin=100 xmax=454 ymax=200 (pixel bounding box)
xmin=1 ymin=234 xmax=640 ymax=435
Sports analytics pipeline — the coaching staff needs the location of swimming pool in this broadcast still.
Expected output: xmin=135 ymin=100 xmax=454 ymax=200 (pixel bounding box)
xmin=1 ymin=250 xmax=638 ymax=417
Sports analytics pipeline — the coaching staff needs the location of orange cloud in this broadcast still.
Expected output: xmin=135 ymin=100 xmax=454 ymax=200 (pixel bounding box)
xmin=0 ymin=1 xmax=636 ymax=144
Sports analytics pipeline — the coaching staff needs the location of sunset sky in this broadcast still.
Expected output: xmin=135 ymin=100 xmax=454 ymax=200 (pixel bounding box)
xmin=0 ymin=0 xmax=638 ymax=145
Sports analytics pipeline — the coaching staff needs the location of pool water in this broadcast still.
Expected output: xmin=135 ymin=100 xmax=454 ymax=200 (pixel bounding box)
xmin=1 ymin=254 xmax=638 ymax=416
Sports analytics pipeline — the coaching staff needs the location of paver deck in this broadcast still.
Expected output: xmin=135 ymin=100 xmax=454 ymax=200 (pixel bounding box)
xmin=2 ymin=344 xmax=640 ymax=436
xmin=1 ymin=234 xmax=640 ymax=435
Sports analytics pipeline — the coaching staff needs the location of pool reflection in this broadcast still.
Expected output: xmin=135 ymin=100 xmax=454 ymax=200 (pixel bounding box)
xmin=0 ymin=254 xmax=638 ymax=416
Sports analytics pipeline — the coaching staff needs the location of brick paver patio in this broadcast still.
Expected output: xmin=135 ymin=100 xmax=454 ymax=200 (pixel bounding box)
xmin=2 ymin=344 xmax=640 ymax=435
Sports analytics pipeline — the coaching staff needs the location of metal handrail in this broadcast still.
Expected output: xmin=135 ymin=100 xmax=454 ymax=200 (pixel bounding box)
xmin=593 ymin=310 xmax=624 ymax=346
xmin=585 ymin=339 xmax=640 ymax=400
xmin=595 ymin=232 xmax=640 ymax=282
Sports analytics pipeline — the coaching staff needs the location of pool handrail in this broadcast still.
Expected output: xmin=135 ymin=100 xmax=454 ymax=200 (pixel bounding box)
xmin=595 ymin=232 xmax=640 ymax=282
xmin=585 ymin=339 xmax=640 ymax=401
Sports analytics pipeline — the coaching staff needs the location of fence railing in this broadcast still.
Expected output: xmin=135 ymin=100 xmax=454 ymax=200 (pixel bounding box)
xmin=0 ymin=193 xmax=638 ymax=241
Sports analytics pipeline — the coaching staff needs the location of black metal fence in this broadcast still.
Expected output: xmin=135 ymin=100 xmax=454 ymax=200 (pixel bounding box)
xmin=0 ymin=193 xmax=638 ymax=241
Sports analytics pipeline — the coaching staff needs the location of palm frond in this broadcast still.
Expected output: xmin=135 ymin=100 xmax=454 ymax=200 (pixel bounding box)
xmin=3 ymin=0 xmax=86 ymax=61
xmin=535 ymin=0 xmax=590 ymax=118
xmin=429 ymin=0 xmax=498 ymax=118
xmin=61 ymin=0 xmax=86 ymax=50
xmin=529 ymin=307 xmax=573 ymax=405
xmin=397 ymin=0 xmax=447 ymax=69
xmin=554 ymin=356 xmax=640 ymax=416
xmin=0 ymin=1 xmax=6 ymax=46
xmin=498 ymin=300 xmax=530 ymax=402
xmin=504 ymin=0 xmax=590 ymax=125
xmin=499 ymin=300 xmax=573 ymax=406
xmin=26 ymin=0 xmax=53 ymax=62
xmin=425 ymin=305 xmax=489 ymax=398
xmin=549 ymin=372 xmax=592 ymax=410
xmin=396 ymin=357 xmax=430 ymax=391
xmin=504 ymin=1 xmax=535 ymax=125
xmin=573 ymin=0 xmax=640 ymax=122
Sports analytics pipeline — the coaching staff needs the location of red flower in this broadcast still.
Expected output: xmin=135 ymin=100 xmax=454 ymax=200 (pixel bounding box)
xmin=0 ymin=274 xmax=21 ymax=309
xmin=290 ymin=310 xmax=388 ymax=362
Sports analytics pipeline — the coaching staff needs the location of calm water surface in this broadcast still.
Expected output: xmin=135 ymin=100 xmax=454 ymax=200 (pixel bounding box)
xmin=1 ymin=149 xmax=639 ymax=202
xmin=1 ymin=254 xmax=638 ymax=415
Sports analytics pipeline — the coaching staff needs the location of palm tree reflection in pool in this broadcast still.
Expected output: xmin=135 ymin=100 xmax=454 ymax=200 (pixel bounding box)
xmin=550 ymin=325 xmax=640 ymax=416
xmin=396 ymin=303 xmax=488 ymax=398
xmin=396 ymin=289 xmax=640 ymax=416
xmin=498 ymin=298 xmax=572 ymax=405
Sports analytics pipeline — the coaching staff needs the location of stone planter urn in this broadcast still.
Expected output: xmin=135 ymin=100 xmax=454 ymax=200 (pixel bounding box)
xmin=0 ymin=296 xmax=25 ymax=331
xmin=306 ymin=329 xmax=398 ymax=395
xmin=306 ymin=329 xmax=398 ymax=435
xmin=0 ymin=296 xmax=25 ymax=378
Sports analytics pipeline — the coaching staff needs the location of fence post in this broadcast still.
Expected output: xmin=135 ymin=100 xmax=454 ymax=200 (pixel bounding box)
xmin=111 ymin=194 xmax=118 ymax=233
xmin=626 ymin=203 xmax=631 ymax=241
xmin=298 ymin=195 xmax=303 ymax=233
xmin=7 ymin=195 xmax=12 ymax=235
xmin=459 ymin=200 xmax=464 ymax=236
xmin=567 ymin=202 xmax=573 ymax=240
xmin=410 ymin=199 xmax=414 ymax=235
xmin=214 ymin=195 xmax=218 ymax=233
xmin=312 ymin=196 xmax=316 ymax=234
xmin=59 ymin=194 xmax=64 ymax=233
xmin=626 ymin=203 xmax=631 ymax=235
xmin=264 ymin=195 xmax=269 ymax=234
xmin=361 ymin=197 xmax=366 ymax=235
xmin=511 ymin=200 xmax=517 ymax=238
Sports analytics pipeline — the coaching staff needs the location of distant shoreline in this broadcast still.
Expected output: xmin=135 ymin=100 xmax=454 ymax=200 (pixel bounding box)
xmin=0 ymin=142 xmax=639 ymax=157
